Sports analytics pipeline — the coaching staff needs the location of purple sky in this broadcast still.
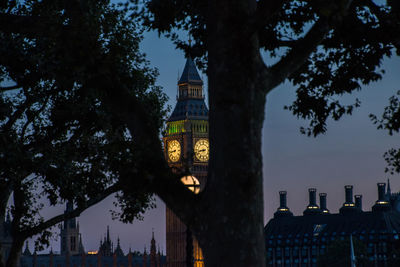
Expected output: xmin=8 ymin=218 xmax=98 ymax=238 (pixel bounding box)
xmin=35 ymin=31 xmax=400 ymax=255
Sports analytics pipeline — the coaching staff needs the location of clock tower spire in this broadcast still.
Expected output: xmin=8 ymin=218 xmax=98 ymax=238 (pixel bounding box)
xmin=164 ymin=57 xmax=207 ymax=267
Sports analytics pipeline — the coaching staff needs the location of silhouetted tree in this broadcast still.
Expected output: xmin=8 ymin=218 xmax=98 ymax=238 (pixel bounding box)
xmin=0 ymin=0 xmax=400 ymax=266
xmin=141 ymin=0 xmax=400 ymax=265
xmin=0 ymin=2 xmax=165 ymax=267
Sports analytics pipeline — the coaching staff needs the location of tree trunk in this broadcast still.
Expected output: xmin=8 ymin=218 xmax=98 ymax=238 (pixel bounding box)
xmin=0 ymin=186 xmax=11 ymax=267
xmin=5 ymin=236 xmax=23 ymax=267
xmin=194 ymin=0 xmax=267 ymax=265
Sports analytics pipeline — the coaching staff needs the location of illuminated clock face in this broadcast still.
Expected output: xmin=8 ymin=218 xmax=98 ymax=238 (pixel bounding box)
xmin=168 ymin=140 xmax=181 ymax=162
xmin=194 ymin=139 xmax=209 ymax=162
xmin=181 ymin=175 xmax=200 ymax=194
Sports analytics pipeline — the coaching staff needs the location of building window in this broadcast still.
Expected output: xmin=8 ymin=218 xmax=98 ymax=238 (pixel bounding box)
xmin=311 ymin=246 xmax=317 ymax=256
xmin=293 ymin=247 xmax=299 ymax=257
xmin=313 ymin=224 xmax=326 ymax=237
xmin=276 ymin=248 xmax=282 ymax=257
xmin=285 ymin=247 xmax=290 ymax=257
xmin=301 ymin=247 xmax=307 ymax=257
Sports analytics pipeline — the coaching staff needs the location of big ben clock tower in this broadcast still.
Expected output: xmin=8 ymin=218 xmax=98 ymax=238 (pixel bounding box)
xmin=163 ymin=57 xmax=208 ymax=267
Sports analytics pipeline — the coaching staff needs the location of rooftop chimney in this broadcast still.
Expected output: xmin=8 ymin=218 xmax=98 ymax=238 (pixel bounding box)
xmin=319 ymin=193 xmax=329 ymax=214
xmin=345 ymin=185 xmax=353 ymax=204
xmin=274 ymin=191 xmax=293 ymax=218
xmin=303 ymin=188 xmax=321 ymax=215
xmin=339 ymin=185 xmax=357 ymax=215
xmin=355 ymin=195 xmax=362 ymax=211
xmin=372 ymin=183 xmax=391 ymax=212
xmin=309 ymin=188 xmax=317 ymax=206
xmin=378 ymin=183 xmax=386 ymax=201
xmin=280 ymin=191 xmax=287 ymax=208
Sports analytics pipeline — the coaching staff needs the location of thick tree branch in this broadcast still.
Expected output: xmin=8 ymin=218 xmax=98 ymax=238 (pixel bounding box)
xmin=264 ymin=17 xmax=331 ymax=92
xmin=0 ymin=85 xmax=20 ymax=91
xmin=102 ymin=79 xmax=199 ymax=223
xmin=261 ymin=0 xmax=354 ymax=93
xmin=19 ymin=182 xmax=121 ymax=239
xmin=21 ymin=95 xmax=50 ymax=141
xmin=150 ymin=171 xmax=200 ymax=227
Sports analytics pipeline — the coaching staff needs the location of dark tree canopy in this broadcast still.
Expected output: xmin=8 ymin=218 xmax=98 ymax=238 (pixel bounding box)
xmin=1 ymin=0 xmax=400 ymax=266
xmin=0 ymin=1 xmax=168 ymax=267
xmin=143 ymin=0 xmax=400 ymax=136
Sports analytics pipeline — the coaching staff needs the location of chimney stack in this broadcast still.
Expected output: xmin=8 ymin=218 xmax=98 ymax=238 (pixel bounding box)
xmin=339 ymin=185 xmax=357 ymax=215
xmin=309 ymin=188 xmax=317 ymax=206
xmin=378 ymin=183 xmax=386 ymax=201
xmin=355 ymin=195 xmax=362 ymax=211
xmin=319 ymin=193 xmax=329 ymax=214
xmin=303 ymin=188 xmax=321 ymax=215
xmin=345 ymin=185 xmax=353 ymax=204
xmin=274 ymin=191 xmax=293 ymax=218
xmin=279 ymin=191 xmax=287 ymax=208
xmin=372 ymin=183 xmax=391 ymax=212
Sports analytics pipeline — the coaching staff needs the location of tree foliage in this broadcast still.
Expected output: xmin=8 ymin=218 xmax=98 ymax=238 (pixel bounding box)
xmin=142 ymin=0 xmax=400 ymax=136
xmin=1 ymin=0 xmax=400 ymax=266
xmin=0 ymin=1 xmax=168 ymax=267
xmin=371 ymin=90 xmax=400 ymax=175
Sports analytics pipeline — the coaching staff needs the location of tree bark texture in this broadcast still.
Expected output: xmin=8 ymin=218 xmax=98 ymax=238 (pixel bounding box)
xmin=5 ymin=237 xmax=23 ymax=267
xmin=191 ymin=0 xmax=267 ymax=266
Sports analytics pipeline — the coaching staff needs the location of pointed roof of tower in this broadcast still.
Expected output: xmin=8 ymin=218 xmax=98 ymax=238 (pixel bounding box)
xmin=23 ymin=241 xmax=32 ymax=256
xmin=79 ymin=234 xmax=85 ymax=254
xmin=178 ymin=57 xmax=203 ymax=85
xmin=150 ymin=230 xmax=156 ymax=254
xmin=107 ymin=225 xmax=110 ymax=241
xmin=6 ymin=210 xmax=11 ymax=223
xmin=114 ymin=237 xmax=124 ymax=256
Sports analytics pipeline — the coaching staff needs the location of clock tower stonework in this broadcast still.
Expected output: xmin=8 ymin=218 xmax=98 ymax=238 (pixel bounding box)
xmin=163 ymin=58 xmax=208 ymax=267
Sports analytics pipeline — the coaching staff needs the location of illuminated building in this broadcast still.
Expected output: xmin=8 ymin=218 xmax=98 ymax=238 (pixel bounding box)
xmin=265 ymin=183 xmax=400 ymax=267
xmin=163 ymin=57 xmax=208 ymax=267
xmin=18 ymin=203 xmax=165 ymax=267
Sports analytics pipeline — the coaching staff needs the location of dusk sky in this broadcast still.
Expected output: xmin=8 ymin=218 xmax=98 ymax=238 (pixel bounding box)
xmin=36 ymin=30 xmax=400 ymax=255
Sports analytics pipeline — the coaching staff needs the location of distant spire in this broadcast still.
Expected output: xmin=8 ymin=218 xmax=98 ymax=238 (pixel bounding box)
xmin=107 ymin=226 xmax=110 ymax=242
xmin=387 ymin=178 xmax=392 ymax=196
xmin=114 ymin=236 xmax=124 ymax=256
xmin=23 ymin=241 xmax=32 ymax=256
xmin=79 ymin=234 xmax=85 ymax=254
xmin=6 ymin=210 xmax=11 ymax=222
